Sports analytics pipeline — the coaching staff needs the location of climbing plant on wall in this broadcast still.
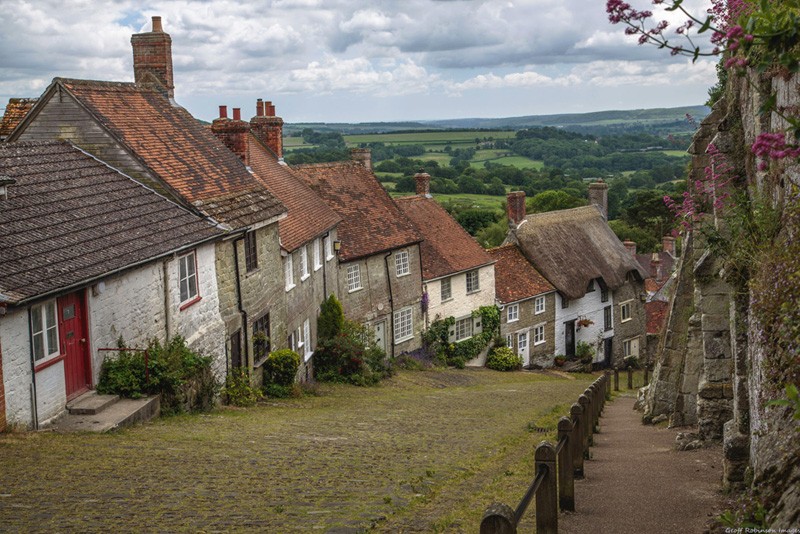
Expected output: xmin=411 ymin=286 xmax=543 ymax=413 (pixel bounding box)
xmin=422 ymin=306 xmax=500 ymax=369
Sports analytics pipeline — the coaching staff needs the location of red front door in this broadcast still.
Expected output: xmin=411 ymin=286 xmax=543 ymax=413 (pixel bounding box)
xmin=59 ymin=291 xmax=91 ymax=400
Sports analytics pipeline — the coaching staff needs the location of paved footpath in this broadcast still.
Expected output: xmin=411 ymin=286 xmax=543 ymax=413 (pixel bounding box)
xmin=559 ymin=396 xmax=724 ymax=534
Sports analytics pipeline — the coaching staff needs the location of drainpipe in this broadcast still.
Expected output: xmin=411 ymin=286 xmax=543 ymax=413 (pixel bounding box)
xmin=26 ymin=310 xmax=39 ymax=430
xmin=232 ymin=235 xmax=249 ymax=368
xmin=162 ymin=260 xmax=171 ymax=341
xmin=383 ymin=251 xmax=395 ymax=358
xmin=322 ymin=232 xmax=329 ymax=299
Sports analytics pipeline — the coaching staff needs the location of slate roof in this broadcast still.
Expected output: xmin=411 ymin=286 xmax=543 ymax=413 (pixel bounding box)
xmin=246 ymin=135 xmax=340 ymax=252
xmin=0 ymin=140 xmax=225 ymax=305
xmin=53 ymin=79 xmax=285 ymax=229
xmin=292 ymin=161 xmax=421 ymax=261
xmin=0 ymin=98 xmax=37 ymax=139
xmin=513 ymin=205 xmax=647 ymax=300
xmin=394 ymin=194 xmax=493 ymax=281
xmin=487 ymin=244 xmax=555 ymax=304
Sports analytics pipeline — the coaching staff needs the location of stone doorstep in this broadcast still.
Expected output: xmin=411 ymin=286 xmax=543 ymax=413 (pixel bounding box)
xmin=66 ymin=391 xmax=120 ymax=415
xmin=54 ymin=396 xmax=160 ymax=433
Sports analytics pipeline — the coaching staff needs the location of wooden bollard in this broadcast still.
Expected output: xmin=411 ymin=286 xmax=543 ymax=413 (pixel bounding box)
xmin=535 ymin=442 xmax=558 ymax=534
xmin=627 ymin=367 xmax=633 ymax=389
xmin=614 ymin=367 xmax=619 ymax=391
xmin=557 ymin=417 xmax=575 ymax=512
xmin=579 ymin=393 xmax=592 ymax=448
xmin=644 ymin=365 xmax=649 ymax=385
xmin=570 ymin=403 xmax=584 ymax=479
xmin=480 ymin=502 xmax=516 ymax=534
xmin=605 ymin=370 xmax=612 ymax=400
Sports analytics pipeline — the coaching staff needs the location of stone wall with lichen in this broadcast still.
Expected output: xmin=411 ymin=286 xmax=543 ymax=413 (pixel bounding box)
xmin=645 ymin=68 xmax=800 ymax=527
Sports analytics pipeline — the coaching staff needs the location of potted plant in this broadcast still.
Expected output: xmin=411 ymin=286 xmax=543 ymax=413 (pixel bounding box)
xmin=554 ymin=355 xmax=566 ymax=367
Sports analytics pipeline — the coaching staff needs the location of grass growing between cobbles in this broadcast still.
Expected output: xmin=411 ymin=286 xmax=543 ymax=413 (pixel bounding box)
xmin=0 ymin=368 xmax=593 ymax=533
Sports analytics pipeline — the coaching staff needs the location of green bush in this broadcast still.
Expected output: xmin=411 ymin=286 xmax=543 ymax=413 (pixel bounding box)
xmin=96 ymin=336 xmax=217 ymax=415
xmin=576 ymin=341 xmax=595 ymax=365
xmin=222 ymin=368 xmax=263 ymax=407
xmin=317 ymin=294 xmax=345 ymax=343
xmin=485 ymin=346 xmax=523 ymax=371
xmin=313 ymin=320 xmax=391 ymax=386
xmin=263 ymin=349 xmax=301 ymax=398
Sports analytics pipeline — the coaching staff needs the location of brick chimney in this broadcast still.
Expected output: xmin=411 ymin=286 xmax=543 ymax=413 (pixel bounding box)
xmin=588 ymin=179 xmax=609 ymax=221
xmin=650 ymin=252 xmax=663 ymax=282
xmin=211 ymin=105 xmax=250 ymax=163
xmin=250 ymin=99 xmax=283 ymax=159
xmin=415 ymin=170 xmax=431 ymax=197
xmin=131 ymin=16 xmax=174 ymax=99
xmin=507 ymin=191 xmax=526 ymax=228
xmin=350 ymin=148 xmax=372 ymax=171
xmin=623 ymin=240 xmax=637 ymax=257
xmin=662 ymin=236 xmax=676 ymax=257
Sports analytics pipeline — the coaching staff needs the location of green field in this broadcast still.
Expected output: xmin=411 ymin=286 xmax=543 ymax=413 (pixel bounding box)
xmin=344 ymin=130 xmax=516 ymax=146
xmin=392 ymin=191 xmax=506 ymax=210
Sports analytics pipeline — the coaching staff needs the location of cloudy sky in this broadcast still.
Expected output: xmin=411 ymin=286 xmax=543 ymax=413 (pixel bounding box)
xmin=0 ymin=0 xmax=718 ymax=123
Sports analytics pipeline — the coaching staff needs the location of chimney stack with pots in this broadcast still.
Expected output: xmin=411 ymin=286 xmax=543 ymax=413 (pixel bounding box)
xmin=651 ymin=252 xmax=663 ymax=282
xmin=623 ymin=240 xmax=637 ymax=257
xmin=662 ymin=236 xmax=676 ymax=257
xmin=250 ymin=99 xmax=284 ymax=159
xmin=131 ymin=16 xmax=175 ymax=99
xmin=506 ymin=191 xmax=526 ymax=229
xmin=211 ymin=105 xmax=250 ymax=163
xmin=350 ymin=148 xmax=372 ymax=171
xmin=415 ymin=170 xmax=431 ymax=197
xmin=588 ymin=179 xmax=609 ymax=221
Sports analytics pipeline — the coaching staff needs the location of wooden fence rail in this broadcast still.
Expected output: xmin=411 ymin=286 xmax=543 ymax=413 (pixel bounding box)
xmin=480 ymin=372 xmax=610 ymax=534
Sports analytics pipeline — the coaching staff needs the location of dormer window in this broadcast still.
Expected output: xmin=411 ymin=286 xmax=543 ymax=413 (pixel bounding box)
xmin=587 ymin=280 xmax=595 ymax=292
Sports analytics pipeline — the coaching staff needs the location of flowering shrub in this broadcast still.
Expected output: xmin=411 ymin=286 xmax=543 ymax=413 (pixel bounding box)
xmin=485 ymin=347 xmax=523 ymax=372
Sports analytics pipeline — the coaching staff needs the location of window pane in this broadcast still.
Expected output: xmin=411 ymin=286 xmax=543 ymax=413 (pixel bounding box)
xmin=32 ymin=306 xmax=42 ymax=334
xmin=33 ymin=333 xmax=44 ymax=360
xmin=180 ymin=278 xmax=189 ymax=302
xmin=46 ymin=325 xmax=58 ymax=355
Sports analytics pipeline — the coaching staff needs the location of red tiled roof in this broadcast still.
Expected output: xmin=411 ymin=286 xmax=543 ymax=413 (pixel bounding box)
xmin=0 ymin=141 xmax=224 ymax=304
xmin=0 ymin=98 xmax=37 ymax=139
xmin=58 ymin=79 xmax=285 ymax=229
xmin=646 ymin=300 xmax=669 ymax=335
xmin=246 ymin=135 xmax=340 ymax=252
xmin=487 ymin=244 xmax=555 ymax=304
xmin=292 ymin=161 xmax=421 ymax=261
xmin=394 ymin=194 xmax=493 ymax=280
xmin=636 ymin=251 xmax=675 ymax=290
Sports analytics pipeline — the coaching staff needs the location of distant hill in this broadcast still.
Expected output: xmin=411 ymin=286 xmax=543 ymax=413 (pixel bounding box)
xmin=285 ymin=105 xmax=710 ymax=137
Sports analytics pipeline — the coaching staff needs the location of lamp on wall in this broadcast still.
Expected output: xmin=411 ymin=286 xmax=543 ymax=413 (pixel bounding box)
xmin=333 ymin=240 xmax=342 ymax=253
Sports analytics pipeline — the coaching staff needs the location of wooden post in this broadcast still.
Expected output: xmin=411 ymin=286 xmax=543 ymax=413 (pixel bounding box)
xmin=614 ymin=367 xmax=619 ymax=391
xmin=535 ymin=442 xmax=558 ymax=534
xmin=588 ymin=385 xmax=599 ymax=433
xmin=579 ymin=393 xmax=591 ymax=448
xmin=627 ymin=367 xmax=633 ymax=389
xmin=570 ymin=403 xmax=584 ymax=479
xmin=603 ymin=370 xmax=611 ymax=401
xmin=480 ymin=503 xmax=517 ymax=534
xmin=557 ymin=417 xmax=575 ymax=512
xmin=644 ymin=364 xmax=649 ymax=385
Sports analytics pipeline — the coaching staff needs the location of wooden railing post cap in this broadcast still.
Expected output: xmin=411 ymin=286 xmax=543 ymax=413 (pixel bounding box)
xmin=558 ymin=416 xmax=572 ymax=432
xmin=480 ymin=502 xmax=516 ymax=534
xmin=535 ymin=441 xmax=557 ymax=461
xmin=570 ymin=403 xmax=583 ymax=416
xmin=578 ymin=394 xmax=589 ymax=405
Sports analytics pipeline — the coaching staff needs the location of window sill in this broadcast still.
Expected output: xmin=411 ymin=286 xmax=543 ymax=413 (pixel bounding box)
xmin=534 ymin=340 xmax=546 ymax=346
xmin=396 ymin=272 xmax=410 ymax=278
xmin=285 ymin=283 xmax=296 ymax=292
xmin=394 ymin=335 xmax=413 ymax=345
xmin=314 ymin=265 xmax=322 ymax=272
xmin=621 ymin=318 xmax=631 ymax=323
xmin=534 ymin=310 xmax=545 ymax=315
xmin=507 ymin=318 xmax=519 ymax=323
xmin=348 ymin=287 xmax=362 ymax=294
xmin=34 ymin=353 xmax=66 ymax=373
xmin=304 ymin=351 xmax=313 ymax=362
xmin=440 ymin=297 xmax=453 ymax=303
xmin=301 ymin=274 xmax=310 ymax=282
xmin=326 ymin=254 xmax=334 ymax=261
xmin=179 ymin=295 xmax=202 ymax=311
xmin=466 ymin=289 xmax=481 ymax=295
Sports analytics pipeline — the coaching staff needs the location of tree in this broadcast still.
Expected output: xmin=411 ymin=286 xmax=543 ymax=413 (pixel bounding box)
xmin=528 ymin=190 xmax=586 ymax=213
xmin=317 ymin=294 xmax=345 ymax=344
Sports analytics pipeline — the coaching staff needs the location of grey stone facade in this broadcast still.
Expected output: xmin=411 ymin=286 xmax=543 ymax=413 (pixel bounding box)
xmin=500 ymin=292 xmax=557 ymax=368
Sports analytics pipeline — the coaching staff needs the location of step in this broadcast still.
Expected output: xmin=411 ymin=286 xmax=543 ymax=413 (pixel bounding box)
xmin=66 ymin=391 xmax=119 ymax=415
xmin=54 ymin=395 xmax=161 ymax=433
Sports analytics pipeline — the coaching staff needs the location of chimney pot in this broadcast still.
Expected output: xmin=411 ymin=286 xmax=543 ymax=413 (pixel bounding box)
xmin=662 ymin=236 xmax=676 ymax=257
xmin=256 ymin=99 xmax=264 ymax=117
xmin=233 ymin=108 xmax=241 ymax=121
xmin=506 ymin=191 xmax=526 ymax=228
xmin=218 ymin=105 xmax=228 ymax=119
xmin=152 ymin=16 xmax=163 ymax=32
xmin=623 ymin=240 xmax=637 ymax=257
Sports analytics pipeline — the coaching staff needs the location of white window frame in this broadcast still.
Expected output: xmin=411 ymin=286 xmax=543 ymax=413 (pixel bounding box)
xmin=623 ymin=336 xmax=640 ymax=358
xmin=534 ymin=295 xmax=545 ymax=315
xmin=507 ymin=304 xmax=519 ymax=323
xmin=31 ymin=300 xmax=59 ymax=362
xmin=533 ymin=323 xmax=546 ymax=345
xmin=440 ymin=277 xmax=452 ymax=301
xmin=179 ymin=251 xmax=199 ymax=304
xmin=284 ymin=254 xmax=295 ymax=291
xmin=296 ymin=325 xmax=304 ymax=353
xmin=620 ymin=300 xmax=632 ymax=323
xmin=454 ymin=316 xmax=474 ymax=341
xmin=466 ymin=270 xmax=480 ymax=293
xmin=393 ymin=307 xmax=413 ymax=343
xmin=313 ymin=238 xmax=322 ymax=271
xmin=395 ymin=250 xmax=410 ymax=277
xmin=300 ymin=245 xmax=310 ymax=281
xmin=506 ymin=334 xmax=513 ymax=348
xmin=324 ymin=235 xmax=334 ymax=261
xmin=303 ymin=319 xmax=312 ymax=361
xmin=346 ymin=264 xmax=362 ymax=292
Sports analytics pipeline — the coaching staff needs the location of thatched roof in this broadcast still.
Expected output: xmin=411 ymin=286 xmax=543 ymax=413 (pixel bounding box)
xmin=512 ymin=205 xmax=647 ymax=300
